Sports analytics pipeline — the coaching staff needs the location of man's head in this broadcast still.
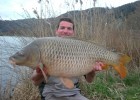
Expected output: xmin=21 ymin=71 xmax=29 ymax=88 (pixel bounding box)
xmin=55 ymin=18 xmax=75 ymax=37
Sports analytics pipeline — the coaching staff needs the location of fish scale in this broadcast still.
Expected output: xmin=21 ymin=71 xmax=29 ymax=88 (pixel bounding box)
xmin=9 ymin=37 xmax=131 ymax=79
xmin=37 ymin=37 xmax=111 ymax=76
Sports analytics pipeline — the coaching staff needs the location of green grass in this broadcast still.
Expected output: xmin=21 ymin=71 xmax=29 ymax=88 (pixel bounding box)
xmin=80 ymin=69 xmax=140 ymax=100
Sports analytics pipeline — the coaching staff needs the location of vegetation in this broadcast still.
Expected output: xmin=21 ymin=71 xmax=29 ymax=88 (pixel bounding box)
xmin=0 ymin=0 xmax=140 ymax=100
xmin=80 ymin=70 xmax=140 ymax=100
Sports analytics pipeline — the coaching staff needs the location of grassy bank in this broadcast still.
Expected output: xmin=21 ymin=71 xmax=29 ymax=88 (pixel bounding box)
xmin=80 ymin=69 xmax=140 ymax=100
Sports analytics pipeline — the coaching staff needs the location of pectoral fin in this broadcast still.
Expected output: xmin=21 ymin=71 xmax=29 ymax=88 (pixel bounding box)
xmin=39 ymin=63 xmax=48 ymax=82
xmin=60 ymin=77 xmax=74 ymax=89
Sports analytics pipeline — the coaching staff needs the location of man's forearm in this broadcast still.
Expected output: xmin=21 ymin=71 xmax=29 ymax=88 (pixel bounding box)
xmin=31 ymin=70 xmax=45 ymax=86
xmin=32 ymin=77 xmax=45 ymax=86
xmin=85 ymin=71 xmax=96 ymax=83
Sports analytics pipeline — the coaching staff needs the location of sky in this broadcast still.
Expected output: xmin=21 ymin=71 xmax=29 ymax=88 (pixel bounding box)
xmin=0 ymin=0 xmax=138 ymax=20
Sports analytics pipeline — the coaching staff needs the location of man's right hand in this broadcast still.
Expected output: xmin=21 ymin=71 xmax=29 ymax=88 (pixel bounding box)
xmin=31 ymin=65 xmax=47 ymax=86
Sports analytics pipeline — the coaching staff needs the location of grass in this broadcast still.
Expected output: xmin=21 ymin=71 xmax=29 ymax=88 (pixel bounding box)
xmin=80 ymin=69 xmax=140 ymax=100
xmin=12 ymin=78 xmax=41 ymax=100
xmin=0 ymin=0 xmax=140 ymax=100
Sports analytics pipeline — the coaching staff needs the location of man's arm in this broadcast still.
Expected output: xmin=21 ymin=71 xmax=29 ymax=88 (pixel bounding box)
xmin=85 ymin=62 xmax=104 ymax=83
xmin=31 ymin=69 xmax=44 ymax=86
xmin=31 ymin=66 xmax=47 ymax=86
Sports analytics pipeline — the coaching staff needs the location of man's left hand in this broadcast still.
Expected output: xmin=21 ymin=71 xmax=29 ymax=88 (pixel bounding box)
xmin=85 ymin=62 xmax=104 ymax=83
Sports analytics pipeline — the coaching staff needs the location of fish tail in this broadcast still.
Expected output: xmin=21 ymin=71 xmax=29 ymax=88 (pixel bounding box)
xmin=113 ymin=64 xmax=127 ymax=78
xmin=113 ymin=54 xmax=131 ymax=78
xmin=119 ymin=54 xmax=131 ymax=64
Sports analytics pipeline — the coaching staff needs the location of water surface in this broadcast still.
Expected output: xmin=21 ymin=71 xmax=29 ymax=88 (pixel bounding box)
xmin=0 ymin=36 xmax=35 ymax=92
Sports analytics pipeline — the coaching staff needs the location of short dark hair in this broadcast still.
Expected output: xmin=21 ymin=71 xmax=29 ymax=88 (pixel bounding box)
xmin=57 ymin=18 xmax=74 ymax=30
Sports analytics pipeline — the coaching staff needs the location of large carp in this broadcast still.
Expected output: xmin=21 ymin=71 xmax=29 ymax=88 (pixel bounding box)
xmin=9 ymin=37 xmax=131 ymax=88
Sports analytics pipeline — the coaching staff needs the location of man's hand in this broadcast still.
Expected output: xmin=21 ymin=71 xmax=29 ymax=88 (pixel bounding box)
xmin=85 ymin=62 xmax=104 ymax=83
xmin=31 ymin=65 xmax=47 ymax=86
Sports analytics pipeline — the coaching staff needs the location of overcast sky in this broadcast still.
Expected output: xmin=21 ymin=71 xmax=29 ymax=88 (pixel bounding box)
xmin=0 ymin=0 xmax=138 ymax=20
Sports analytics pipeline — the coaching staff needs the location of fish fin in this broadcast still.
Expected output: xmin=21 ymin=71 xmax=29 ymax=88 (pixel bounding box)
xmin=113 ymin=64 xmax=127 ymax=78
xmin=39 ymin=63 xmax=48 ymax=82
xmin=101 ymin=63 xmax=127 ymax=78
xmin=119 ymin=54 xmax=131 ymax=64
xmin=60 ymin=77 xmax=74 ymax=89
xmin=113 ymin=54 xmax=131 ymax=78
xmin=101 ymin=64 xmax=109 ymax=70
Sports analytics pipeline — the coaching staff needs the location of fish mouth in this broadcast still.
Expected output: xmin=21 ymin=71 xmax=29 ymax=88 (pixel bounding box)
xmin=9 ymin=58 xmax=16 ymax=67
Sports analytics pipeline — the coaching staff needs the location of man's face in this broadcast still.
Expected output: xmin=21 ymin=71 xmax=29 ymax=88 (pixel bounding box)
xmin=56 ymin=21 xmax=74 ymax=37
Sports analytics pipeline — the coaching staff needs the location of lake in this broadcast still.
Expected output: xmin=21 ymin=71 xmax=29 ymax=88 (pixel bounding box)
xmin=0 ymin=36 xmax=36 ymax=93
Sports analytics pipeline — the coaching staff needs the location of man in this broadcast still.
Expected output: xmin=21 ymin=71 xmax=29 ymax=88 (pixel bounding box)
xmin=31 ymin=18 xmax=103 ymax=100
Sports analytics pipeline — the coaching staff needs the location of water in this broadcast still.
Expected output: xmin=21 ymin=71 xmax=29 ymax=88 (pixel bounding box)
xmin=0 ymin=36 xmax=36 ymax=93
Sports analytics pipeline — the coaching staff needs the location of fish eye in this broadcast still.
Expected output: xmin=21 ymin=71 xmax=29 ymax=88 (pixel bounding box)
xmin=17 ymin=51 xmax=24 ymax=57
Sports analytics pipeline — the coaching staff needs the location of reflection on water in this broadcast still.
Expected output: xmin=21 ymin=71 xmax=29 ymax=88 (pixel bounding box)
xmin=0 ymin=36 xmax=36 ymax=92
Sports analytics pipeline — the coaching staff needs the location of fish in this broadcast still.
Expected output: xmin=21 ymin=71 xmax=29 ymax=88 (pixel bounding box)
xmin=9 ymin=37 xmax=131 ymax=88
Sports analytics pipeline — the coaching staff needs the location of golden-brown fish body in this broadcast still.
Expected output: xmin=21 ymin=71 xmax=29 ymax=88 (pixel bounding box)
xmin=9 ymin=37 xmax=130 ymax=78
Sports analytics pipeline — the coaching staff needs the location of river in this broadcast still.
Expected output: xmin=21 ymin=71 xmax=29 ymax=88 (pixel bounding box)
xmin=0 ymin=36 xmax=36 ymax=93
